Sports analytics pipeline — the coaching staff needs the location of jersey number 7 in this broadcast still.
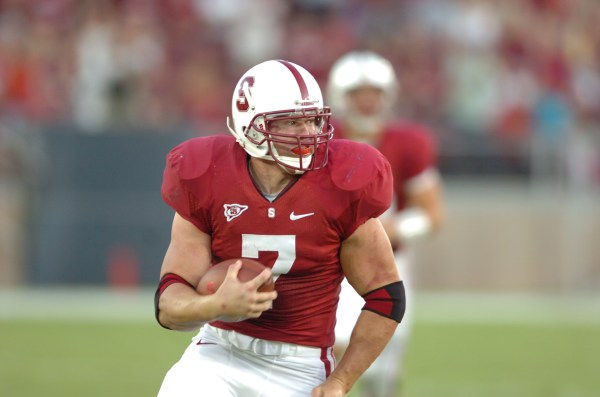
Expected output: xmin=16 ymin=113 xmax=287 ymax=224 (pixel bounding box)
xmin=241 ymin=234 xmax=295 ymax=281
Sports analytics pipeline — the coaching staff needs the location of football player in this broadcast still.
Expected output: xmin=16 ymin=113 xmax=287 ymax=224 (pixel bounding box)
xmin=155 ymin=59 xmax=405 ymax=397
xmin=327 ymin=51 xmax=445 ymax=397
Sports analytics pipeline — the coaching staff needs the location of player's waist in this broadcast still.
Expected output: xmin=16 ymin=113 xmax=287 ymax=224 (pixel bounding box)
xmin=203 ymin=324 xmax=330 ymax=358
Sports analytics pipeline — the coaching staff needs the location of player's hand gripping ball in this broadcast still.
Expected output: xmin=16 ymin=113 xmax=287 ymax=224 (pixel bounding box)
xmin=196 ymin=258 xmax=275 ymax=295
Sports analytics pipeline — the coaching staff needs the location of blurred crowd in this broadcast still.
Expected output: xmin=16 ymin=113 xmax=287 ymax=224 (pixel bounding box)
xmin=0 ymin=0 xmax=600 ymax=187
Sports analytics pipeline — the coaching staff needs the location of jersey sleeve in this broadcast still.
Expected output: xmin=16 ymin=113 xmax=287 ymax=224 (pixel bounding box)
xmin=160 ymin=139 xmax=212 ymax=233
xmin=403 ymin=126 xmax=438 ymax=179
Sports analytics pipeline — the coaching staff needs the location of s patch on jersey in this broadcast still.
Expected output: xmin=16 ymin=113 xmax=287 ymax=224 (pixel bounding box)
xmin=224 ymin=204 xmax=249 ymax=222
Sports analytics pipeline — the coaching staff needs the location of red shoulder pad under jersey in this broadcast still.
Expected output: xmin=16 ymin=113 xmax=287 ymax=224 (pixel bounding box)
xmin=328 ymin=139 xmax=393 ymax=235
xmin=161 ymin=135 xmax=236 ymax=231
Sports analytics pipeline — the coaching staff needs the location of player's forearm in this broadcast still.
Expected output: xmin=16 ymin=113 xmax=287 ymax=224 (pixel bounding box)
xmin=329 ymin=310 xmax=398 ymax=393
xmin=158 ymin=284 xmax=218 ymax=331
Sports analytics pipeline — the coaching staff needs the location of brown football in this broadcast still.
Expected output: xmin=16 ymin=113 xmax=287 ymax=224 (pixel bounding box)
xmin=196 ymin=258 xmax=275 ymax=295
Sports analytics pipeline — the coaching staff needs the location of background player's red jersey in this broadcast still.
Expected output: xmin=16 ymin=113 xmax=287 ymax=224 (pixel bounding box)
xmin=161 ymin=134 xmax=393 ymax=347
xmin=334 ymin=121 xmax=438 ymax=213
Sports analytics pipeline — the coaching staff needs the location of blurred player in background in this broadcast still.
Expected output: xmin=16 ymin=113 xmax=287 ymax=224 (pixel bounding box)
xmin=327 ymin=51 xmax=445 ymax=397
xmin=155 ymin=59 xmax=406 ymax=397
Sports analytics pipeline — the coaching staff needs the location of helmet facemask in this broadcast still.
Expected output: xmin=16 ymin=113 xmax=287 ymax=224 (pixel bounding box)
xmin=342 ymin=86 xmax=388 ymax=136
xmin=246 ymin=107 xmax=333 ymax=173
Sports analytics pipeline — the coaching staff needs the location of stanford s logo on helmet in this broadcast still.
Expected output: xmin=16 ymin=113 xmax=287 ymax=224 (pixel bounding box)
xmin=227 ymin=60 xmax=334 ymax=173
xmin=235 ymin=76 xmax=255 ymax=112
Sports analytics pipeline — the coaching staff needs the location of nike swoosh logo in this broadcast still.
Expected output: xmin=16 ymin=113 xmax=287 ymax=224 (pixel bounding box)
xmin=290 ymin=212 xmax=315 ymax=221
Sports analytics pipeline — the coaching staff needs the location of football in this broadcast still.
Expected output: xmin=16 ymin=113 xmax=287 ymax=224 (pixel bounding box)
xmin=196 ymin=258 xmax=275 ymax=295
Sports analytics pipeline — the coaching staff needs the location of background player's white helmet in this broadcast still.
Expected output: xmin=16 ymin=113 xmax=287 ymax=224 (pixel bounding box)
xmin=227 ymin=60 xmax=333 ymax=173
xmin=327 ymin=51 xmax=398 ymax=134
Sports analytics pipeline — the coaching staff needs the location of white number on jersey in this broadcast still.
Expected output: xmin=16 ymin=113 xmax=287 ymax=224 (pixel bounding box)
xmin=241 ymin=234 xmax=295 ymax=281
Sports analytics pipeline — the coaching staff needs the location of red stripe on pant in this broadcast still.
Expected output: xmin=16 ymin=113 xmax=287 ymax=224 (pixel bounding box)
xmin=320 ymin=347 xmax=333 ymax=377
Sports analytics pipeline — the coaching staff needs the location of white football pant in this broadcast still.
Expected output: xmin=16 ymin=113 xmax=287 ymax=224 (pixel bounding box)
xmin=158 ymin=324 xmax=335 ymax=397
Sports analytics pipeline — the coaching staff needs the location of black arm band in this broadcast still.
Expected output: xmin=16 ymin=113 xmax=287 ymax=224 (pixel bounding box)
xmin=154 ymin=273 xmax=194 ymax=329
xmin=361 ymin=280 xmax=406 ymax=323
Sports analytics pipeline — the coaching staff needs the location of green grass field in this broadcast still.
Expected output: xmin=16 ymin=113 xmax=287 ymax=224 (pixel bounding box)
xmin=1 ymin=290 xmax=599 ymax=397
xmin=402 ymin=322 xmax=600 ymax=397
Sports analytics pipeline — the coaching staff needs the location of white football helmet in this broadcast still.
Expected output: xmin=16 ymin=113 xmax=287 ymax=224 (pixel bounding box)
xmin=227 ymin=60 xmax=333 ymax=173
xmin=327 ymin=51 xmax=398 ymax=134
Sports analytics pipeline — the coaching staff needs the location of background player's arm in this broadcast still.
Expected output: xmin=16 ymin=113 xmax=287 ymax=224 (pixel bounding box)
xmin=407 ymin=178 xmax=444 ymax=230
xmin=315 ymin=217 xmax=400 ymax=395
xmin=157 ymin=213 xmax=276 ymax=331
xmin=383 ymin=174 xmax=444 ymax=246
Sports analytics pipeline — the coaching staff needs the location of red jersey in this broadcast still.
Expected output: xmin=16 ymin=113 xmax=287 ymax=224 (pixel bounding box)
xmin=161 ymin=135 xmax=393 ymax=348
xmin=334 ymin=121 xmax=438 ymax=211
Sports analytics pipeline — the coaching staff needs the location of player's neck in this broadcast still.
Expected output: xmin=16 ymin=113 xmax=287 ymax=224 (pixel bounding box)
xmin=248 ymin=158 xmax=297 ymax=196
xmin=343 ymin=121 xmax=385 ymax=146
xmin=345 ymin=128 xmax=383 ymax=146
